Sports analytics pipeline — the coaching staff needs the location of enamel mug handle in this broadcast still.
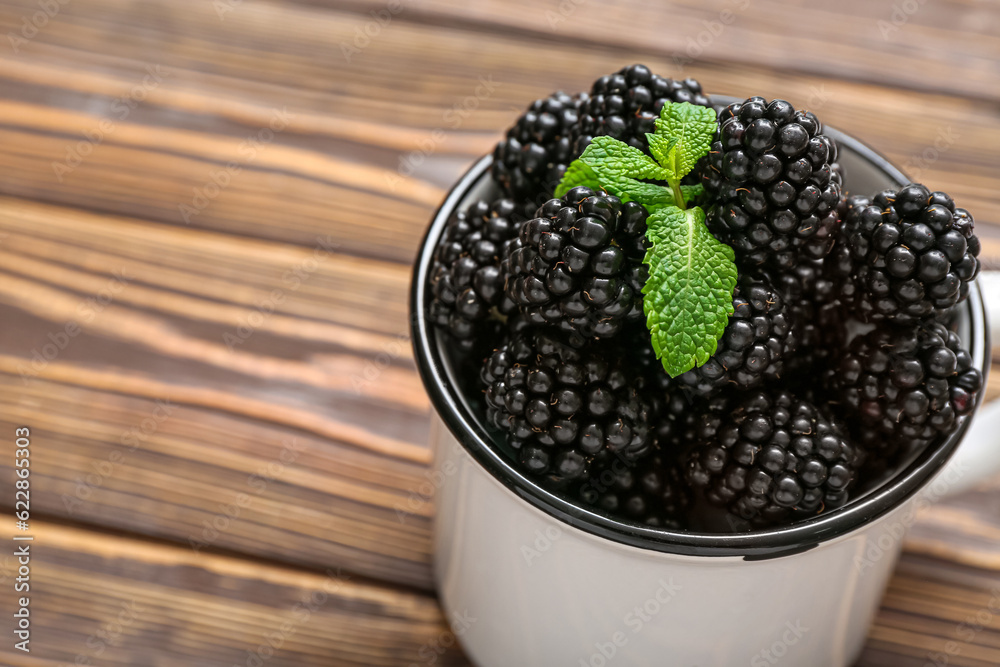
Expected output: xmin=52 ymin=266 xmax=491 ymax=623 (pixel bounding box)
xmin=937 ymin=271 xmax=1000 ymax=497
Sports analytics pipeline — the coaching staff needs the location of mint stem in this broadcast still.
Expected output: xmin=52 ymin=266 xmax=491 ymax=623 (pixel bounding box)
xmin=670 ymin=180 xmax=686 ymax=211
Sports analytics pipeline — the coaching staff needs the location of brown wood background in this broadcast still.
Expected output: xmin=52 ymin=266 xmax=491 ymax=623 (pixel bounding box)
xmin=0 ymin=0 xmax=997 ymax=664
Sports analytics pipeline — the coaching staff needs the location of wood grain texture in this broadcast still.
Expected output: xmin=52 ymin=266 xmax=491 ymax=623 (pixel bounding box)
xmin=0 ymin=0 xmax=997 ymax=664
xmin=0 ymin=521 xmax=468 ymax=667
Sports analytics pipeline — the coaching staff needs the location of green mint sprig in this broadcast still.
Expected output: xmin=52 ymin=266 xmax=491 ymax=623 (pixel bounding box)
xmin=555 ymin=101 xmax=737 ymax=377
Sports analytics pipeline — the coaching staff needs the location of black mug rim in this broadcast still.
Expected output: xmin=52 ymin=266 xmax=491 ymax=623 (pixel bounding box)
xmin=410 ymin=126 xmax=990 ymax=559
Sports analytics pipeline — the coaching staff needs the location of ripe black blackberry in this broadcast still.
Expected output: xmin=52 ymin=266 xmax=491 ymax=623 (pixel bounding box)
xmin=504 ymin=186 xmax=649 ymax=339
xmin=482 ymin=329 xmax=654 ymax=482
xmin=428 ymin=197 xmax=533 ymax=350
xmin=577 ymin=452 xmax=691 ymax=528
xmin=685 ymin=390 xmax=861 ymax=526
xmin=675 ymin=274 xmax=796 ymax=397
xmin=766 ymin=257 xmax=851 ymax=378
xmin=701 ymin=97 xmax=842 ymax=269
xmin=572 ymin=64 xmax=713 ymax=158
xmin=492 ymin=91 xmax=587 ymax=202
xmin=826 ymin=321 xmax=983 ymax=457
xmin=843 ymin=184 xmax=981 ymax=324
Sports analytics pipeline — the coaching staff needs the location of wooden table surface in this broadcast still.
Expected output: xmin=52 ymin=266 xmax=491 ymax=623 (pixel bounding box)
xmin=0 ymin=0 xmax=998 ymax=664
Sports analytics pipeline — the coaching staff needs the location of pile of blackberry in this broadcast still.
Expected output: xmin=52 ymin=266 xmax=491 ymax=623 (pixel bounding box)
xmin=426 ymin=65 xmax=985 ymax=532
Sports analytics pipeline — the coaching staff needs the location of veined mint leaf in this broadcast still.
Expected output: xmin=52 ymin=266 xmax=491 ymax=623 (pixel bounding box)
xmin=645 ymin=132 xmax=677 ymax=167
xmin=642 ymin=206 xmax=737 ymax=377
xmin=653 ymin=102 xmax=717 ymax=183
xmin=580 ymin=136 xmax=668 ymax=181
xmin=609 ymin=179 xmax=674 ymax=207
xmin=554 ymin=160 xmax=603 ymax=198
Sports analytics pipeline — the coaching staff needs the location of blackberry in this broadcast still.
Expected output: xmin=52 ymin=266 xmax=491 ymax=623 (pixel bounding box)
xmin=843 ymin=184 xmax=981 ymax=323
xmin=482 ymin=330 xmax=654 ymax=482
xmin=428 ymin=197 xmax=533 ymax=350
xmin=826 ymin=321 xmax=983 ymax=456
xmin=701 ymin=97 xmax=842 ymax=269
xmin=577 ymin=452 xmax=691 ymax=528
xmin=766 ymin=258 xmax=850 ymax=377
xmin=504 ymin=187 xmax=649 ymax=339
xmin=572 ymin=64 xmax=713 ymax=158
xmin=685 ymin=390 xmax=861 ymax=526
xmin=675 ymin=274 xmax=796 ymax=397
xmin=492 ymin=91 xmax=587 ymax=203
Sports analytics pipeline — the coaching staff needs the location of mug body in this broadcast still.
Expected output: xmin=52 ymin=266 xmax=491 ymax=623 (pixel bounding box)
xmin=414 ymin=125 xmax=988 ymax=667
xmin=433 ymin=416 xmax=931 ymax=667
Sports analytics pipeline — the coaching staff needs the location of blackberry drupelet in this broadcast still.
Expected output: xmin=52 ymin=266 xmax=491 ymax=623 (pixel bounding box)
xmin=482 ymin=329 xmax=654 ymax=482
xmin=826 ymin=321 xmax=983 ymax=457
xmin=572 ymin=64 xmax=713 ymax=158
xmin=577 ymin=452 xmax=691 ymax=528
xmin=504 ymin=186 xmax=649 ymax=339
xmin=701 ymin=97 xmax=842 ymax=269
xmin=843 ymin=184 xmax=981 ymax=324
xmin=428 ymin=197 xmax=533 ymax=350
xmin=492 ymin=91 xmax=587 ymax=203
xmin=675 ymin=274 xmax=796 ymax=397
xmin=685 ymin=390 xmax=861 ymax=526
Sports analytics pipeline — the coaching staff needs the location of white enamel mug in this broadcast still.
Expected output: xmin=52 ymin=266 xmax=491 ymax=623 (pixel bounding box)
xmin=411 ymin=127 xmax=998 ymax=667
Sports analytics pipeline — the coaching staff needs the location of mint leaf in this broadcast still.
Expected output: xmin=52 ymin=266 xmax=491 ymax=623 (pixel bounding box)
xmin=554 ymin=160 xmax=603 ymax=198
xmin=653 ymin=102 xmax=717 ymax=183
xmin=556 ymin=159 xmax=678 ymax=207
xmin=580 ymin=136 xmax=668 ymax=180
xmin=645 ymin=132 xmax=677 ymax=167
xmin=615 ymin=180 xmax=676 ymax=207
xmin=555 ymin=137 xmax=682 ymax=208
xmin=642 ymin=206 xmax=738 ymax=377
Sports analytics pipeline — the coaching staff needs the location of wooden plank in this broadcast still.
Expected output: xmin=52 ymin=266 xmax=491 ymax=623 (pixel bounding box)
xmin=0 ymin=0 xmax=996 ymax=256
xmin=335 ymin=0 xmax=1000 ymax=102
xmin=0 ymin=523 xmax=999 ymax=666
xmin=0 ymin=376 xmax=437 ymax=588
xmin=0 ymin=521 xmax=470 ymax=667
